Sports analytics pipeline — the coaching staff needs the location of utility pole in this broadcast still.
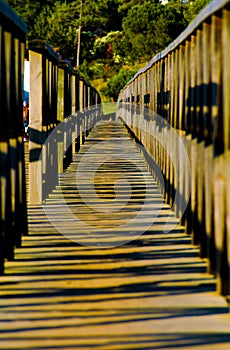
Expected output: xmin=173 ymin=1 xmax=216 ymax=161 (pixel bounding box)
xmin=76 ymin=0 xmax=82 ymax=67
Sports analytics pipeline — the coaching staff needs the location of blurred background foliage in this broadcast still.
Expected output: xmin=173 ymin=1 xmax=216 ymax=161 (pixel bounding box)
xmin=6 ymin=0 xmax=211 ymax=101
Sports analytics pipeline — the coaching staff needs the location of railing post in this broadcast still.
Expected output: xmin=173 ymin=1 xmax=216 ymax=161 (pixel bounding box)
xmin=57 ymin=61 xmax=73 ymax=170
xmin=28 ymin=50 xmax=43 ymax=204
xmin=79 ymin=78 xmax=85 ymax=145
xmin=74 ymin=73 xmax=81 ymax=153
xmin=28 ymin=41 xmax=58 ymax=204
xmin=222 ymin=7 xmax=230 ymax=297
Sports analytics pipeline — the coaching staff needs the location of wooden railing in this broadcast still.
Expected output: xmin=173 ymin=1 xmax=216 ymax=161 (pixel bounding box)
xmin=118 ymin=0 xmax=230 ymax=297
xmin=0 ymin=0 xmax=28 ymax=273
xmin=0 ymin=3 xmax=101 ymax=273
xmin=27 ymin=40 xmax=101 ymax=204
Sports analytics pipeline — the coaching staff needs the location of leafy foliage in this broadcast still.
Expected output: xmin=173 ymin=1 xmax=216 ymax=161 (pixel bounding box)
xmin=183 ymin=0 xmax=212 ymax=23
xmin=101 ymin=67 xmax=138 ymax=101
xmin=5 ymin=0 xmax=212 ymax=101
xmin=33 ymin=1 xmax=80 ymax=60
xmin=122 ymin=1 xmax=183 ymax=61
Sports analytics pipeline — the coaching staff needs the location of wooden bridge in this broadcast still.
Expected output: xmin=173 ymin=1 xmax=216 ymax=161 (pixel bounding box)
xmin=0 ymin=0 xmax=230 ymax=349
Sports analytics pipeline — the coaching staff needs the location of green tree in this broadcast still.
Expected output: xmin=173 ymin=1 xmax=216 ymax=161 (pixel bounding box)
xmin=79 ymin=0 xmax=121 ymax=33
xmin=33 ymin=1 xmax=81 ymax=62
xmin=122 ymin=1 xmax=186 ymax=62
xmin=102 ymin=67 xmax=138 ymax=101
xmin=118 ymin=0 xmax=161 ymax=18
xmin=5 ymin=0 xmax=58 ymax=37
xmin=183 ymin=0 xmax=212 ymax=23
xmin=5 ymin=0 xmax=211 ymax=101
xmin=92 ymin=31 xmax=128 ymax=64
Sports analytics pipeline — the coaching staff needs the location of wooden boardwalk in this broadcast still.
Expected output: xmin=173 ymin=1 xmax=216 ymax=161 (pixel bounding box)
xmin=0 ymin=120 xmax=229 ymax=350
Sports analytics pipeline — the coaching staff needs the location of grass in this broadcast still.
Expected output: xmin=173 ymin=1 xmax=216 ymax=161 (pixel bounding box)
xmin=102 ymin=102 xmax=118 ymax=115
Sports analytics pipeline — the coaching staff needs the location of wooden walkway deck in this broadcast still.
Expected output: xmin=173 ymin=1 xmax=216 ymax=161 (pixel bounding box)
xmin=0 ymin=120 xmax=229 ymax=350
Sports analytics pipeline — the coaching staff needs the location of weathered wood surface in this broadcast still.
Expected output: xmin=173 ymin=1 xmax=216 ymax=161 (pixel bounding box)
xmin=0 ymin=121 xmax=229 ymax=350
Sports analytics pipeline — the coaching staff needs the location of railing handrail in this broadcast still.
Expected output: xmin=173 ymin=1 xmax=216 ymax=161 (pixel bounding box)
xmin=28 ymin=40 xmax=59 ymax=61
xmin=0 ymin=0 xmax=28 ymax=32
